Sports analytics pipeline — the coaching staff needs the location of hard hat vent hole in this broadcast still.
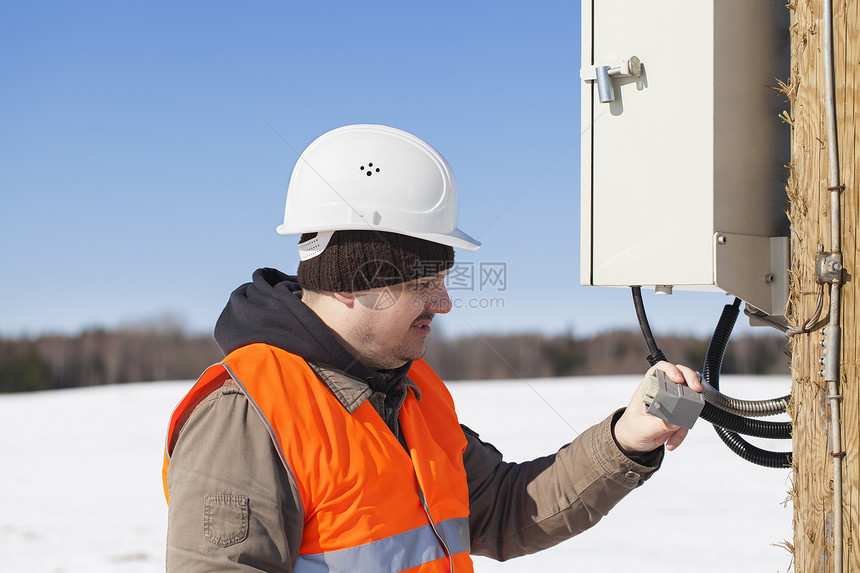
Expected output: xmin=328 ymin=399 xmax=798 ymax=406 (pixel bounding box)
xmin=360 ymin=163 xmax=381 ymax=176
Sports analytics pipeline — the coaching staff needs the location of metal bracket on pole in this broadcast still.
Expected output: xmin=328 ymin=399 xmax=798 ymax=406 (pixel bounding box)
xmin=815 ymin=251 xmax=843 ymax=284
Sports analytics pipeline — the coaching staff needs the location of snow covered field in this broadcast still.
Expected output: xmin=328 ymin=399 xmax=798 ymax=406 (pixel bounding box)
xmin=0 ymin=375 xmax=794 ymax=573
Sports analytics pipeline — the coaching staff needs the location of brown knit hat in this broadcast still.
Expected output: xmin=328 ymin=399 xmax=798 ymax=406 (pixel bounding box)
xmin=297 ymin=230 xmax=454 ymax=292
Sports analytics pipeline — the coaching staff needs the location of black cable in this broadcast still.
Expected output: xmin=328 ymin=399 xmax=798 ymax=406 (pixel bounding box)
xmin=699 ymin=402 xmax=792 ymax=439
xmin=631 ymin=287 xmax=667 ymax=366
xmin=630 ymin=291 xmax=793 ymax=468
xmin=703 ymin=300 xmax=792 ymax=468
xmin=712 ymin=430 xmax=792 ymax=469
xmin=697 ymin=299 xmax=792 ymax=439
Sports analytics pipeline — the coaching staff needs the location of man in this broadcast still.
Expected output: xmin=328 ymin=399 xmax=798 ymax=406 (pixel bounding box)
xmin=163 ymin=124 xmax=700 ymax=571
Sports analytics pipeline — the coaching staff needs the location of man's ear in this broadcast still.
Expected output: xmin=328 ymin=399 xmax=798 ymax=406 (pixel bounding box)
xmin=332 ymin=291 xmax=357 ymax=308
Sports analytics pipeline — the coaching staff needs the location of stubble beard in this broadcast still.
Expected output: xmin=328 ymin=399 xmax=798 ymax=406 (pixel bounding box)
xmin=352 ymin=313 xmax=433 ymax=370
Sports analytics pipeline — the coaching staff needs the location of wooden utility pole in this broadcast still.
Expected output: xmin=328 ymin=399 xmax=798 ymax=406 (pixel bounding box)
xmin=788 ymin=0 xmax=858 ymax=571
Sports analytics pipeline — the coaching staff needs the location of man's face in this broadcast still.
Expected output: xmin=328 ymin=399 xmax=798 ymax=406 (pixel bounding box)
xmin=349 ymin=270 xmax=451 ymax=369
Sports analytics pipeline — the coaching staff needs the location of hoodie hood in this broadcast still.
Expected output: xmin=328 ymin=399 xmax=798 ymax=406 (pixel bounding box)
xmin=214 ymin=268 xmax=409 ymax=389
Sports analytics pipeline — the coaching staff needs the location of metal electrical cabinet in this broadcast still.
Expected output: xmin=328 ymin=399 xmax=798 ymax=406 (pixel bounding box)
xmin=580 ymin=1 xmax=791 ymax=316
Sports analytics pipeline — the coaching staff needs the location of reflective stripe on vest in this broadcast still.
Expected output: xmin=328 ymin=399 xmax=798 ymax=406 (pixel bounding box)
xmin=294 ymin=517 xmax=469 ymax=573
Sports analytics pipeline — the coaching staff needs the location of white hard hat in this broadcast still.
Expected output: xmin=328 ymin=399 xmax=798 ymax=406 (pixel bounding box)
xmin=277 ymin=124 xmax=480 ymax=259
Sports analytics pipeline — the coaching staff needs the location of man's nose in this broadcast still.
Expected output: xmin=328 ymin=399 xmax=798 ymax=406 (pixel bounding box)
xmin=426 ymin=284 xmax=452 ymax=314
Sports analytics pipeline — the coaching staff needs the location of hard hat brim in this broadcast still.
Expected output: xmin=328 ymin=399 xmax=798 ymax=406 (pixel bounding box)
xmin=277 ymin=223 xmax=480 ymax=252
xmin=410 ymin=227 xmax=481 ymax=251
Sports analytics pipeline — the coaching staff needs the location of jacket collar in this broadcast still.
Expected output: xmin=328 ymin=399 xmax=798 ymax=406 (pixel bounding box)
xmin=308 ymin=361 xmax=421 ymax=414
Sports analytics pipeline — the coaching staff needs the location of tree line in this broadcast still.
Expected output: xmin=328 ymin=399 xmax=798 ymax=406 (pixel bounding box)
xmin=422 ymin=329 xmax=790 ymax=380
xmin=0 ymin=323 xmax=221 ymax=393
xmin=0 ymin=325 xmax=789 ymax=393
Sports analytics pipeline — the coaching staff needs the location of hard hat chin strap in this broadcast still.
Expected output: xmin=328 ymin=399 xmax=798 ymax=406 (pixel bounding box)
xmin=297 ymin=231 xmax=335 ymax=261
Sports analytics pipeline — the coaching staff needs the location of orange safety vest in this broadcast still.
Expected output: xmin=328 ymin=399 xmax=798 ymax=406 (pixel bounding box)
xmin=163 ymin=343 xmax=474 ymax=573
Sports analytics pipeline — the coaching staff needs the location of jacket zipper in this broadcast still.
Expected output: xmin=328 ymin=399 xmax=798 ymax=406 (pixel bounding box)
xmin=418 ymin=489 xmax=454 ymax=573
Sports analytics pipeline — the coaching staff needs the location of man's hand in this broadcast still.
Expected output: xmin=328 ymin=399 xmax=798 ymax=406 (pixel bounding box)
xmin=613 ymin=362 xmax=702 ymax=454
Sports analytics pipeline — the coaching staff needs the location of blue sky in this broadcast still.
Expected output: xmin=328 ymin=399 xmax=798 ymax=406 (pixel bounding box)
xmin=1 ymin=1 xmax=757 ymax=340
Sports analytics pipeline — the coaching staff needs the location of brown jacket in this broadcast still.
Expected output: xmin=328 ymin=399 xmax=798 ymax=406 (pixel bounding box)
xmin=165 ymin=361 xmax=662 ymax=571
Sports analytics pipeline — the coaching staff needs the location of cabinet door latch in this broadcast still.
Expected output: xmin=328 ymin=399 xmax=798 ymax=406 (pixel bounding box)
xmin=581 ymin=56 xmax=642 ymax=103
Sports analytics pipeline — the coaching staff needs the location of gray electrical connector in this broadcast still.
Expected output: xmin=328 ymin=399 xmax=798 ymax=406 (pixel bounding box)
xmin=642 ymin=370 xmax=705 ymax=429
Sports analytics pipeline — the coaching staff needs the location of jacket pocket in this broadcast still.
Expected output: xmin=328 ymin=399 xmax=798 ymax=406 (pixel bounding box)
xmin=203 ymin=493 xmax=249 ymax=548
